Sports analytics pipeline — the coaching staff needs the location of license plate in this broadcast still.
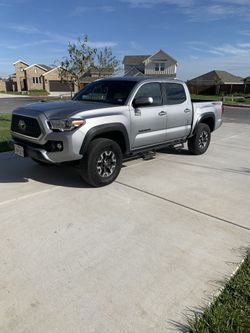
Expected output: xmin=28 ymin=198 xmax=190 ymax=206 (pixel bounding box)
xmin=14 ymin=144 xmax=25 ymax=157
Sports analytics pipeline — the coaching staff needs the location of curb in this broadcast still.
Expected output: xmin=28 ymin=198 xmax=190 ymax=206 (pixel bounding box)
xmin=224 ymin=103 xmax=250 ymax=109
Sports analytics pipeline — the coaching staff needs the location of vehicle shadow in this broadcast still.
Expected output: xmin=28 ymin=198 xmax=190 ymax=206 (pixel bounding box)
xmin=0 ymin=156 xmax=92 ymax=188
xmin=158 ymin=147 xmax=192 ymax=155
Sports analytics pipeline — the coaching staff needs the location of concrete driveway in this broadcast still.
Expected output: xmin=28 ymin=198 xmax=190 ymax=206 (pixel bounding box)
xmin=0 ymin=122 xmax=249 ymax=333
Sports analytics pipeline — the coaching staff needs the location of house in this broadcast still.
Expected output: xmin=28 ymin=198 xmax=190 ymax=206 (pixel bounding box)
xmin=79 ymin=67 xmax=114 ymax=89
xmin=188 ymin=70 xmax=245 ymax=95
xmin=123 ymin=50 xmax=178 ymax=78
xmin=12 ymin=60 xmax=74 ymax=93
xmin=0 ymin=77 xmax=16 ymax=92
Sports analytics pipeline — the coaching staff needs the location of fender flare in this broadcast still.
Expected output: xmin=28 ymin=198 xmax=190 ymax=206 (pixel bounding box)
xmin=79 ymin=123 xmax=130 ymax=156
xmin=192 ymin=112 xmax=215 ymax=135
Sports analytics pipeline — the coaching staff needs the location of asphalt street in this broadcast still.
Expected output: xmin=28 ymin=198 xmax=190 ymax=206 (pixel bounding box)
xmin=0 ymin=97 xmax=250 ymax=124
xmin=0 ymin=97 xmax=50 ymax=114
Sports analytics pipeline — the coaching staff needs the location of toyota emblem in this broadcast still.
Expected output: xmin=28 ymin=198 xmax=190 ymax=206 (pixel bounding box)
xmin=18 ymin=120 xmax=26 ymax=132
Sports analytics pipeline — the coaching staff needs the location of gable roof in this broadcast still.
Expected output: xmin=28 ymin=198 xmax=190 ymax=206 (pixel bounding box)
xmin=24 ymin=64 xmax=52 ymax=72
xmin=13 ymin=60 xmax=29 ymax=66
xmin=43 ymin=66 xmax=60 ymax=76
xmin=124 ymin=67 xmax=144 ymax=77
xmin=189 ymin=70 xmax=243 ymax=85
xmin=38 ymin=64 xmax=52 ymax=71
xmin=123 ymin=55 xmax=150 ymax=65
xmin=143 ymin=49 xmax=177 ymax=64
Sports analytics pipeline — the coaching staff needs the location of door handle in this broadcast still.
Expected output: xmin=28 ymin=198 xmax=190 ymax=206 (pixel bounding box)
xmin=184 ymin=109 xmax=191 ymax=113
xmin=158 ymin=111 xmax=167 ymax=116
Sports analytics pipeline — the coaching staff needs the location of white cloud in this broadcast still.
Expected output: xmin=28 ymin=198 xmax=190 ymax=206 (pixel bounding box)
xmin=186 ymin=41 xmax=250 ymax=57
xmin=179 ymin=55 xmax=250 ymax=80
xmin=181 ymin=40 xmax=250 ymax=79
xmin=71 ymin=5 xmax=115 ymax=16
xmin=121 ymin=0 xmax=194 ymax=8
xmin=88 ymin=41 xmax=118 ymax=48
xmin=5 ymin=24 xmax=40 ymax=34
xmin=123 ymin=0 xmax=250 ymax=21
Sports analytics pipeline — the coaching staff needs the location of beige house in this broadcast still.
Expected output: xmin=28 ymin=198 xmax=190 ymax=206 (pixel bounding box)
xmin=12 ymin=60 xmax=74 ymax=93
xmin=0 ymin=79 xmax=7 ymax=92
xmin=123 ymin=50 xmax=178 ymax=78
xmin=79 ymin=67 xmax=114 ymax=89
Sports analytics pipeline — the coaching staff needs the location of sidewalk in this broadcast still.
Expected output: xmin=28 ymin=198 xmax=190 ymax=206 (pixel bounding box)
xmin=0 ymin=93 xmax=27 ymax=98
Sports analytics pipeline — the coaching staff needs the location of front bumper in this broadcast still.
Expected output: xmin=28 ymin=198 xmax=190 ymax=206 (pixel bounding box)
xmin=12 ymin=130 xmax=84 ymax=163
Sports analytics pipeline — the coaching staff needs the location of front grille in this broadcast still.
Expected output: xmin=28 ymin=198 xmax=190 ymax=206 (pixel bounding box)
xmin=11 ymin=115 xmax=42 ymax=138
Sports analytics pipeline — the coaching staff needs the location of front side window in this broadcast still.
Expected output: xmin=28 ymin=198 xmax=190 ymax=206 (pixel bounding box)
xmin=134 ymin=83 xmax=162 ymax=106
xmin=73 ymin=80 xmax=137 ymax=105
xmin=164 ymin=83 xmax=186 ymax=105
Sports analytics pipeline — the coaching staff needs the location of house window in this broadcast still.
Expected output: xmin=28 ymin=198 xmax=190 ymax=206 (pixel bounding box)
xmin=33 ymin=77 xmax=35 ymax=84
xmin=154 ymin=63 xmax=165 ymax=72
xmin=39 ymin=77 xmax=42 ymax=84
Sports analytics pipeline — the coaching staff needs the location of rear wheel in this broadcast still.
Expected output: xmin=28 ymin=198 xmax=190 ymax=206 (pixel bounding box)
xmin=188 ymin=123 xmax=211 ymax=155
xmin=80 ymin=138 xmax=122 ymax=187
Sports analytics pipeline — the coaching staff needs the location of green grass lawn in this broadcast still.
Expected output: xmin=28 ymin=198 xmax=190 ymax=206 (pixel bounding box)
xmin=191 ymin=94 xmax=250 ymax=106
xmin=187 ymin=250 xmax=250 ymax=333
xmin=0 ymin=114 xmax=12 ymax=152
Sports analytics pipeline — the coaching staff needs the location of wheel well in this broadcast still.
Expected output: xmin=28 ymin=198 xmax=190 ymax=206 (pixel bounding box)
xmin=200 ymin=117 xmax=214 ymax=132
xmin=93 ymin=131 xmax=127 ymax=154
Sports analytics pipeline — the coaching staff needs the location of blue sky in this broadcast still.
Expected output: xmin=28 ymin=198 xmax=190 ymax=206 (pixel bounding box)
xmin=0 ymin=0 xmax=250 ymax=80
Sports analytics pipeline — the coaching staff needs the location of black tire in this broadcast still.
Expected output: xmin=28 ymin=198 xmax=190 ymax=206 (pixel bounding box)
xmin=80 ymin=138 xmax=122 ymax=187
xmin=32 ymin=157 xmax=53 ymax=166
xmin=188 ymin=123 xmax=211 ymax=155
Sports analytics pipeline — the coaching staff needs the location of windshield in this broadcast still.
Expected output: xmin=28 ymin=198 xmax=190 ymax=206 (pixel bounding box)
xmin=73 ymin=80 xmax=137 ymax=105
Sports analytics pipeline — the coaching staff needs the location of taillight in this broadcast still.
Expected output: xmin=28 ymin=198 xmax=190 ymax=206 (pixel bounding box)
xmin=221 ymin=105 xmax=224 ymax=115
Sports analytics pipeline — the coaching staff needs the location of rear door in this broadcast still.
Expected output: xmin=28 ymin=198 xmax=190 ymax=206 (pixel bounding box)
xmin=163 ymin=83 xmax=192 ymax=140
xmin=130 ymin=82 xmax=167 ymax=149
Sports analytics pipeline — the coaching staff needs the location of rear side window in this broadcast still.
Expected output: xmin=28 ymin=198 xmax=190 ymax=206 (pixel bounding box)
xmin=134 ymin=83 xmax=162 ymax=106
xmin=164 ymin=83 xmax=186 ymax=105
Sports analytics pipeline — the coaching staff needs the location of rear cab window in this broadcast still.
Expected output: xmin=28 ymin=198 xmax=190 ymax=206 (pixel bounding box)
xmin=163 ymin=83 xmax=187 ymax=105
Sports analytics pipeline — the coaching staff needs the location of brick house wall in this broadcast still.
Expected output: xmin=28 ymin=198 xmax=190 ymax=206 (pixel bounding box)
xmin=0 ymin=80 xmax=7 ymax=92
xmin=25 ymin=65 xmax=46 ymax=90
xmin=14 ymin=61 xmax=29 ymax=92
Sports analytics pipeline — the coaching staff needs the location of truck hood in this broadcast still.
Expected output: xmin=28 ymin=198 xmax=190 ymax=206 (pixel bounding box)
xmin=13 ymin=100 xmax=114 ymax=119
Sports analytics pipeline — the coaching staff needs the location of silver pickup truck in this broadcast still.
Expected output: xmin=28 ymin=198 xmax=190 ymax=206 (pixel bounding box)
xmin=11 ymin=77 xmax=223 ymax=186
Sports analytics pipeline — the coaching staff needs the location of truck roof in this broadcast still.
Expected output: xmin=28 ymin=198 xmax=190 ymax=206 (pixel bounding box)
xmin=101 ymin=76 xmax=184 ymax=84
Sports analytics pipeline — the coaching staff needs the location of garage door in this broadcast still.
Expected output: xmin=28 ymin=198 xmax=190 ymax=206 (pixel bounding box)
xmin=49 ymin=81 xmax=73 ymax=92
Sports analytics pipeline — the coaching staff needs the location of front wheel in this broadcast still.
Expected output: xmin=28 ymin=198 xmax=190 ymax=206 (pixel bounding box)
xmin=188 ymin=123 xmax=211 ymax=155
xmin=80 ymin=138 xmax=122 ymax=187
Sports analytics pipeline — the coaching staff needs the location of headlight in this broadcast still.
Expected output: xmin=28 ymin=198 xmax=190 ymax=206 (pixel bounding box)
xmin=49 ymin=119 xmax=86 ymax=131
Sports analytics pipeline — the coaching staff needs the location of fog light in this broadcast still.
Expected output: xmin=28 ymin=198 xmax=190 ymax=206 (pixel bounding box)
xmin=56 ymin=143 xmax=63 ymax=150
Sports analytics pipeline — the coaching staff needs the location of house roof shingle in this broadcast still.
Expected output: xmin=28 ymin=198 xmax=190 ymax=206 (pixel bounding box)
xmin=38 ymin=64 xmax=52 ymax=71
xmin=124 ymin=67 xmax=144 ymax=77
xmin=189 ymin=70 xmax=243 ymax=85
xmin=123 ymin=55 xmax=150 ymax=65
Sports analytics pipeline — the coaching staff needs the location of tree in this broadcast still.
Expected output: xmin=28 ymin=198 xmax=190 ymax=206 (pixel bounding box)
xmin=58 ymin=35 xmax=119 ymax=90
xmin=95 ymin=47 xmax=119 ymax=78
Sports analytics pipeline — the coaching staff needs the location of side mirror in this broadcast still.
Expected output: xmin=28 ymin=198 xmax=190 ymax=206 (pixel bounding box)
xmin=133 ymin=96 xmax=153 ymax=107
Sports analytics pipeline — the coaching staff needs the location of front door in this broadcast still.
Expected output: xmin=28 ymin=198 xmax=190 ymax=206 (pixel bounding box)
xmin=130 ymin=82 xmax=167 ymax=149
